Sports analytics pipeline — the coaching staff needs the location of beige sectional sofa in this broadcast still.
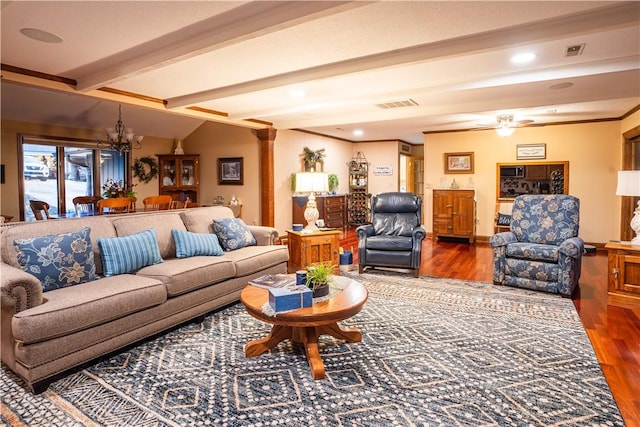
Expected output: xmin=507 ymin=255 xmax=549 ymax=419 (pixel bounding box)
xmin=0 ymin=206 xmax=288 ymax=393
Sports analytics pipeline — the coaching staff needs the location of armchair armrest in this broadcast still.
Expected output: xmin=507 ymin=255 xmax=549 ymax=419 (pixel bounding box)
xmin=355 ymin=224 xmax=374 ymax=239
xmin=247 ymin=225 xmax=279 ymax=246
xmin=489 ymin=232 xmax=517 ymax=247
xmin=1 ymin=263 xmax=43 ymax=314
xmin=559 ymin=237 xmax=584 ymax=258
xmin=413 ymin=226 xmax=426 ymax=242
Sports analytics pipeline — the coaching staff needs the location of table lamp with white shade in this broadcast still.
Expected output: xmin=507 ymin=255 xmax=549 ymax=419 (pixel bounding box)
xmin=616 ymin=170 xmax=640 ymax=244
xmin=295 ymin=172 xmax=329 ymax=230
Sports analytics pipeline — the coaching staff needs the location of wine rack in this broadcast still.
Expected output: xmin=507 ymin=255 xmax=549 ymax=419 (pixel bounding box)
xmin=348 ymin=152 xmax=370 ymax=225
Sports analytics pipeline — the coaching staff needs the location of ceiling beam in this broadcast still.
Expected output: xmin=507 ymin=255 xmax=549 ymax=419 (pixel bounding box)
xmin=165 ymin=2 xmax=640 ymax=109
xmin=73 ymin=1 xmax=360 ymax=92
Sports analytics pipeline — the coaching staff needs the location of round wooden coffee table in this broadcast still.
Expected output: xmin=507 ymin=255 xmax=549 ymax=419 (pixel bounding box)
xmin=240 ymin=279 xmax=368 ymax=380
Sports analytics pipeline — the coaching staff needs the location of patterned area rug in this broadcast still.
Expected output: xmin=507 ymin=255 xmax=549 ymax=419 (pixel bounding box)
xmin=1 ymin=273 xmax=624 ymax=426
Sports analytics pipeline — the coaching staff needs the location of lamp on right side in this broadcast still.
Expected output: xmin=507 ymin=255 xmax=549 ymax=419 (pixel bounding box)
xmin=616 ymin=170 xmax=640 ymax=244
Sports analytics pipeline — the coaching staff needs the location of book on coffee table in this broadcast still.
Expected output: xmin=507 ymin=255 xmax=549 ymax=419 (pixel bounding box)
xmin=249 ymin=274 xmax=297 ymax=290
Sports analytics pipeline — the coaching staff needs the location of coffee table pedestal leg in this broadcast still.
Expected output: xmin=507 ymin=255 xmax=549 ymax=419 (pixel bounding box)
xmin=244 ymin=325 xmax=292 ymax=357
xmin=245 ymin=322 xmax=362 ymax=380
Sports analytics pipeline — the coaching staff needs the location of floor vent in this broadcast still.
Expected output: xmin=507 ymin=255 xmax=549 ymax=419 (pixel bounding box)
xmin=375 ymin=99 xmax=419 ymax=109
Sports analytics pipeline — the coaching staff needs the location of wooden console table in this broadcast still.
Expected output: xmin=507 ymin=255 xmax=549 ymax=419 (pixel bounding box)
xmin=604 ymin=242 xmax=640 ymax=310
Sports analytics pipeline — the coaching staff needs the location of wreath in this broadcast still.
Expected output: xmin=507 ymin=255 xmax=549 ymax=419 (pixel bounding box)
xmin=132 ymin=156 xmax=159 ymax=184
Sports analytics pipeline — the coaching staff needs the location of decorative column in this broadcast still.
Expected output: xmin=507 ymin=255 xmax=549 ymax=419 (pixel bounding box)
xmin=256 ymin=127 xmax=277 ymax=227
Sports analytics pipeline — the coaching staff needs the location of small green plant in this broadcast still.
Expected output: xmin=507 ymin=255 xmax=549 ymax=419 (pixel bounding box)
xmin=290 ymin=173 xmax=297 ymax=192
xmin=305 ymin=261 xmax=335 ymax=289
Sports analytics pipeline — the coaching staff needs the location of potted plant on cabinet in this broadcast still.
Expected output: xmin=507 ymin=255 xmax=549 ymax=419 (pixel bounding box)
xmin=305 ymin=261 xmax=335 ymax=298
xmin=328 ymin=173 xmax=339 ymax=194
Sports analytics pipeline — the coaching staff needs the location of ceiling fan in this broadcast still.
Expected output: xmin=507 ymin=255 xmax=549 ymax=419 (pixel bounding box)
xmin=476 ymin=114 xmax=535 ymax=137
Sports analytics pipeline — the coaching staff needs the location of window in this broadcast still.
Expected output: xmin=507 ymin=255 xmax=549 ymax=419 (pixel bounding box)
xmin=19 ymin=135 xmax=130 ymax=221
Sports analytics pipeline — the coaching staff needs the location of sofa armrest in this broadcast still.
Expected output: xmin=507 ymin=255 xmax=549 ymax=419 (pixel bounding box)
xmin=1 ymin=263 xmax=44 ymax=314
xmin=247 ymin=225 xmax=279 ymax=246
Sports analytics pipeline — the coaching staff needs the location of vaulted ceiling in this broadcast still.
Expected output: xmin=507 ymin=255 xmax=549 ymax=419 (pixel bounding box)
xmin=1 ymin=1 xmax=639 ymax=144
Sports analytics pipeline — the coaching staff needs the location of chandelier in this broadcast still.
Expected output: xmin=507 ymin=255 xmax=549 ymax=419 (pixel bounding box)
xmin=96 ymin=104 xmax=144 ymax=154
xmin=496 ymin=114 xmax=515 ymax=137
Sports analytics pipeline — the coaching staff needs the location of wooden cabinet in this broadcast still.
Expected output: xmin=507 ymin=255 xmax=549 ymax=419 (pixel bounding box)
xmin=287 ymin=230 xmax=341 ymax=274
xmin=605 ymin=242 xmax=640 ymax=310
xmin=157 ymin=154 xmax=200 ymax=205
xmin=526 ymin=165 xmax=548 ymax=179
xmin=432 ymin=189 xmax=476 ymax=243
xmin=292 ymin=195 xmax=347 ymax=228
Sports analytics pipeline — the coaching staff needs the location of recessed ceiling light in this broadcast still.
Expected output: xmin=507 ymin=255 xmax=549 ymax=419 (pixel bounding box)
xmin=549 ymin=82 xmax=573 ymax=90
xmin=289 ymin=88 xmax=306 ymax=99
xmin=353 ymin=129 xmax=364 ymax=137
xmin=510 ymin=52 xmax=536 ymax=64
xmin=20 ymin=28 xmax=63 ymax=43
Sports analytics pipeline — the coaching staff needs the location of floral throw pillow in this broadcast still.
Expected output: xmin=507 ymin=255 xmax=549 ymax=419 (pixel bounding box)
xmin=14 ymin=227 xmax=97 ymax=292
xmin=212 ymin=218 xmax=256 ymax=251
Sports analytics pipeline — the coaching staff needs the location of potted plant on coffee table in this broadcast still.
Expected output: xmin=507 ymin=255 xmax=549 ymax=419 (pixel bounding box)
xmin=305 ymin=261 xmax=335 ymax=298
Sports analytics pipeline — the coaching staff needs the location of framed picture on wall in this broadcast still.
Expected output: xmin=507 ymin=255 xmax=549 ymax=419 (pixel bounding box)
xmin=218 ymin=157 xmax=243 ymax=185
xmin=444 ymin=152 xmax=474 ymax=174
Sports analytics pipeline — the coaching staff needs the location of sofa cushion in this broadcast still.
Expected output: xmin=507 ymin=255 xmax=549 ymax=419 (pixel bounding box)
xmin=137 ymin=257 xmax=235 ymax=297
xmin=97 ymin=229 xmax=163 ymax=276
xmin=112 ymin=213 xmax=186 ymax=259
xmin=13 ymin=227 xmax=97 ymax=292
xmin=172 ymin=229 xmax=223 ymax=258
xmin=220 ymin=245 xmax=289 ymax=277
xmin=180 ymin=206 xmax=235 ymax=234
xmin=496 ymin=213 xmax=512 ymax=226
xmin=212 ymin=218 xmax=256 ymax=251
xmin=12 ymin=274 xmax=166 ymax=344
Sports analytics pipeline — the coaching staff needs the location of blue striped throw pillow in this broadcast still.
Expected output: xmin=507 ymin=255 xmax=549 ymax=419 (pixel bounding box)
xmin=97 ymin=229 xmax=163 ymax=276
xmin=172 ymin=229 xmax=223 ymax=258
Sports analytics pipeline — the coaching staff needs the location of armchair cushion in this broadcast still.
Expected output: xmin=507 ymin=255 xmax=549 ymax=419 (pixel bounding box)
xmin=365 ymin=235 xmax=413 ymax=251
xmin=505 ymin=242 xmax=559 ymax=263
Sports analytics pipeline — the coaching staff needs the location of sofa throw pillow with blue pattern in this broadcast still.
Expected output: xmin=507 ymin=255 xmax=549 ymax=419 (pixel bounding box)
xmin=172 ymin=229 xmax=223 ymax=258
xmin=14 ymin=227 xmax=97 ymax=292
xmin=97 ymin=229 xmax=163 ymax=276
xmin=212 ymin=218 xmax=256 ymax=251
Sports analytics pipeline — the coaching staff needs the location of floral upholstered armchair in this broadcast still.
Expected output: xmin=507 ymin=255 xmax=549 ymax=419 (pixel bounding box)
xmin=489 ymin=195 xmax=584 ymax=297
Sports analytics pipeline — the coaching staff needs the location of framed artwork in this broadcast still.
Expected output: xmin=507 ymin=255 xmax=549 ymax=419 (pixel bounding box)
xmin=218 ymin=157 xmax=243 ymax=185
xmin=444 ymin=152 xmax=474 ymax=174
xmin=517 ymin=143 xmax=546 ymax=160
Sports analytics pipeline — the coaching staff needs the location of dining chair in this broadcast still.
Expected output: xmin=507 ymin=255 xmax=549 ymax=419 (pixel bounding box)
xmin=72 ymin=195 xmax=103 ymax=217
xmin=29 ymin=200 xmax=55 ymax=220
xmin=97 ymin=197 xmax=132 ymax=215
xmin=170 ymin=197 xmax=190 ymax=210
xmin=143 ymin=195 xmax=173 ymax=211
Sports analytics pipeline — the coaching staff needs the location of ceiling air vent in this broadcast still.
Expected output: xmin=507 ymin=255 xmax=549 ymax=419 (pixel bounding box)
xmin=375 ymin=99 xmax=418 ymax=110
xmin=565 ymin=44 xmax=585 ymax=57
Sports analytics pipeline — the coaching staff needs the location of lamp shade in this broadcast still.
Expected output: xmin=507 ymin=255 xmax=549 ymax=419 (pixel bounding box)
xmin=616 ymin=171 xmax=640 ymax=196
xmin=295 ymin=172 xmax=329 ymax=193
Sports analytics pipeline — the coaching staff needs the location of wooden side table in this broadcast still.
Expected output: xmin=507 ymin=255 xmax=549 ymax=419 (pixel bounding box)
xmin=287 ymin=229 xmax=341 ymax=274
xmin=604 ymin=242 xmax=640 ymax=310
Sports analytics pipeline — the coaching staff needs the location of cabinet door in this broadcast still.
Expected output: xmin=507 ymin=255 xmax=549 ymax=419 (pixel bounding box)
xmin=303 ymin=234 xmax=340 ymax=272
xmin=452 ymin=192 xmax=475 ymax=236
xmin=432 ymin=190 xmax=453 ymax=236
xmin=160 ymin=158 xmax=178 ymax=189
xmin=178 ymin=158 xmax=198 ymax=187
xmin=526 ymin=165 xmax=547 ymax=179
xmin=611 ymin=252 xmax=640 ymax=294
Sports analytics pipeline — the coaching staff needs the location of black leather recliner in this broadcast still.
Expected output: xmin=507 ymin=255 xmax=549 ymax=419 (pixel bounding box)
xmin=356 ymin=192 xmax=426 ymax=277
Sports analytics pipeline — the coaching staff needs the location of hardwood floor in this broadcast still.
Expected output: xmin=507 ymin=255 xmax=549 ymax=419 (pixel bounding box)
xmin=340 ymin=229 xmax=640 ymax=425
